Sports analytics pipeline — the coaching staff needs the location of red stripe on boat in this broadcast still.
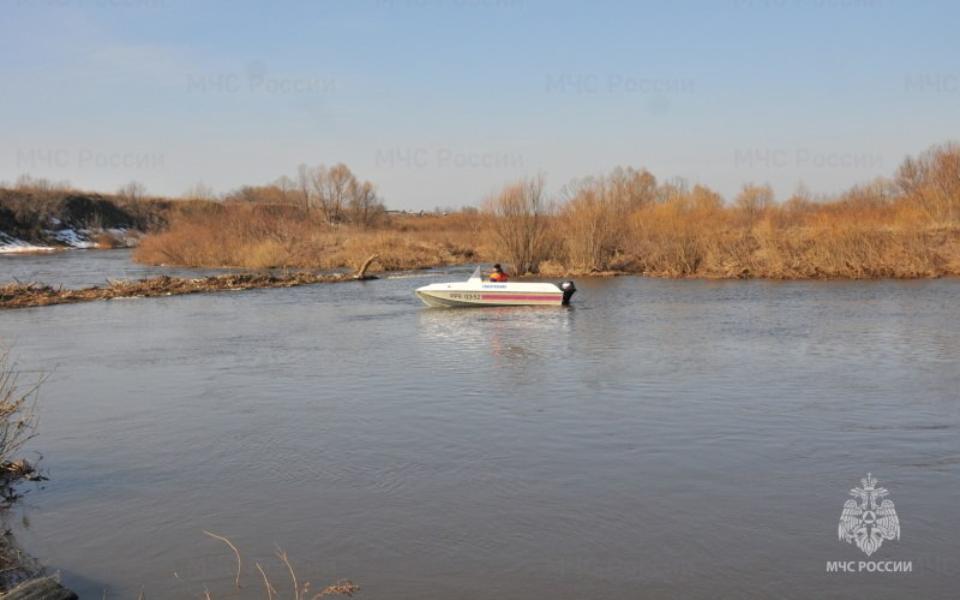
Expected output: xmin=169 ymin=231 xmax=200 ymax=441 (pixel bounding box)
xmin=480 ymin=294 xmax=561 ymax=301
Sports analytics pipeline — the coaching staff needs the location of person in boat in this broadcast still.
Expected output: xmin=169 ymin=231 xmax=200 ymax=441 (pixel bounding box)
xmin=489 ymin=263 xmax=509 ymax=282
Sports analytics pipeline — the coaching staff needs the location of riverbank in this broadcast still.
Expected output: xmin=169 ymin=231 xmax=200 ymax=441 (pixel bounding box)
xmin=0 ymin=185 xmax=171 ymax=253
xmin=0 ymin=531 xmax=76 ymax=600
xmin=136 ymin=207 xmax=960 ymax=280
xmin=5 ymin=251 xmax=960 ymax=312
xmin=0 ymin=272 xmax=353 ymax=310
xmin=0 ymin=351 xmax=75 ymax=598
xmin=6 ymin=143 xmax=960 ymax=279
xmin=130 ymin=143 xmax=960 ymax=280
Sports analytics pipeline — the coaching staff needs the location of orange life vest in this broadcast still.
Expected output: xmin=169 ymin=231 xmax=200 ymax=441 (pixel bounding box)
xmin=490 ymin=271 xmax=509 ymax=282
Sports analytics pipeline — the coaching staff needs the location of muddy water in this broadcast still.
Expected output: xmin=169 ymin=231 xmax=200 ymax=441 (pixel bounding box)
xmin=0 ymin=253 xmax=958 ymax=599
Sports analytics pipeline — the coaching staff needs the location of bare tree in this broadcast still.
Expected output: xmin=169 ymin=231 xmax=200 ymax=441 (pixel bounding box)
xmin=275 ymin=175 xmax=299 ymax=206
xmin=183 ymin=182 xmax=217 ymax=201
xmin=296 ymin=164 xmax=313 ymax=211
xmin=275 ymin=163 xmax=386 ymax=223
xmin=896 ymin=143 xmax=960 ymax=222
xmin=14 ymin=175 xmax=71 ymax=195
xmin=347 ymin=179 xmax=385 ymax=228
xmin=117 ymin=181 xmax=147 ymax=202
xmin=734 ymin=183 xmax=774 ymax=226
xmin=609 ymin=166 xmax=658 ymax=209
xmin=313 ymin=164 xmax=352 ymax=223
xmin=224 ymin=184 xmax=298 ymax=205
xmin=559 ymin=175 xmax=627 ymax=272
xmin=488 ymin=175 xmax=553 ymax=274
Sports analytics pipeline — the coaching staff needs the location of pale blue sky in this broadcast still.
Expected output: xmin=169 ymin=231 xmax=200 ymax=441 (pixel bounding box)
xmin=2 ymin=0 xmax=957 ymax=209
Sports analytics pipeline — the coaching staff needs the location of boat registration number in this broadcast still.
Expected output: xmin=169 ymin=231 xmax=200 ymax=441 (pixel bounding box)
xmin=449 ymin=292 xmax=482 ymax=301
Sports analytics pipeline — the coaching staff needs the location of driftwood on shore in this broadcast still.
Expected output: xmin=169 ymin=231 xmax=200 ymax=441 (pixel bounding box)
xmin=0 ymin=525 xmax=77 ymax=600
xmin=353 ymin=254 xmax=380 ymax=280
xmin=0 ymin=272 xmax=354 ymax=310
xmin=0 ymin=577 xmax=77 ymax=600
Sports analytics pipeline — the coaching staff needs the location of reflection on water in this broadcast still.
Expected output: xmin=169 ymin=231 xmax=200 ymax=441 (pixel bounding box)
xmin=417 ymin=306 xmax=573 ymax=374
xmin=0 ymin=255 xmax=958 ymax=599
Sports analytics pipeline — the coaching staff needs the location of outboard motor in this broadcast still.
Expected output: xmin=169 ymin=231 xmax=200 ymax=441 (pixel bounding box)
xmin=559 ymin=281 xmax=577 ymax=305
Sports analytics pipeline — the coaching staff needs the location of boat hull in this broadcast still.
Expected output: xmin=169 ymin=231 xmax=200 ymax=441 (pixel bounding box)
xmin=415 ymin=266 xmax=576 ymax=308
xmin=416 ymin=288 xmax=565 ymax=307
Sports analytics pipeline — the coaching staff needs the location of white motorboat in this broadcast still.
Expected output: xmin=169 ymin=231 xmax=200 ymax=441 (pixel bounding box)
xmin=416 ymin=266 xmax=576 ymax=307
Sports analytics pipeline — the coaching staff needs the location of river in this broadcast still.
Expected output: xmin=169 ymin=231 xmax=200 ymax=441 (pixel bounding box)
xmin=0 ymin=250 xmax=958 ymax=599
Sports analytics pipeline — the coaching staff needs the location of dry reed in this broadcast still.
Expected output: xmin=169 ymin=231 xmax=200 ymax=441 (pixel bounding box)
xmin=0 ymin=351 xmax=40 ymax=484
xmin=134 ymin=205 xmax=490 ymax=272
xmin=192 ymin=532 xmax=357 ymax=599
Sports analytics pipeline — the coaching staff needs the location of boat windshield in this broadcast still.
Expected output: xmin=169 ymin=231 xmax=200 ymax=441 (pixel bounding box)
xmin=468 ymin=265 xmax=484 ymax=281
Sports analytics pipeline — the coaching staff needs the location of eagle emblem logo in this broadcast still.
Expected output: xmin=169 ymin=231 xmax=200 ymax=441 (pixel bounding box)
xmin=838 ymin=473 xmax=901 ymax=556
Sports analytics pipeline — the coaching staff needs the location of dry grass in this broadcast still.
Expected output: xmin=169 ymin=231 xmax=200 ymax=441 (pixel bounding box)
xmin=0 ymin=351 xmax=40 ymax=481
xmin=607 ymin=187 xmax=959 ymax=280
xmin=134 ymin=204 xmax=492 ymax=272
xmin=0 ymin=350 xmax=49 ymax=594
xmin=130 ymin=143 xmax=960 ymax=280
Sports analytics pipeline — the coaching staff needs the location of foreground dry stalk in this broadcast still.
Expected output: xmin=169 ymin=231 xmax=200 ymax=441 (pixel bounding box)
xmin=256 ymin=563 xmax=277 ymax=600
xmin=202 ymin=531 xmax=241 ymax=589
xmin=0 ymin=351 xmax=56 ymax=595
xmin=194 ymin=533 xmax=358 ymax=599
xmin=0 ymin=351 xmax=41 ymax=495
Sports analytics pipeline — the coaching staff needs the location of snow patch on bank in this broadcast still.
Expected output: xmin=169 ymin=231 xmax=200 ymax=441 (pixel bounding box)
xmin=0 ymin=227 xmax=136 ymax=253
xmin=0 ymin=231 xmax=56 ymax=254
xmin=48 ymin=228 xmax=97 ymax=249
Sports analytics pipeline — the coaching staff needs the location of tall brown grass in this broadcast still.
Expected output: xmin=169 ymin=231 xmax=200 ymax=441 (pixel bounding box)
xmin=133 ymin=143 xmax=960 ymax=279
xmin=135 ymin=203 xmax=493 ymax=271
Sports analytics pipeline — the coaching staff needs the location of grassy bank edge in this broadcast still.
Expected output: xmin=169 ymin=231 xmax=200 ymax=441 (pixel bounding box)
xmin=0 ymin=273 xmax=358 ymax=310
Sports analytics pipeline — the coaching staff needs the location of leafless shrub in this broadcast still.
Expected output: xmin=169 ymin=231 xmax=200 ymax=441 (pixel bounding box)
xmin=486 ymin=175 xmax=553 ymax=274
xmin=291 ymin=164 xmax=386 ymax=226
xmin=117 ymin=181 xmax=147 ymax=203
xmin=734 ymin=183 xmax=775 ymax=227
xmin=13 ymin=175 xmax=72 ymax=195
xmin=557 ymin=169 xmax=649 ymax=272
xmin=0 ymin=350 xmax=43 ymax=506
xmin=0 ymin=351 xmax=40 ymax=468
xmin=183 ymin=183 xmax=218 ymax=202
xmin=896 ymin=143 xmax=960 ymax=223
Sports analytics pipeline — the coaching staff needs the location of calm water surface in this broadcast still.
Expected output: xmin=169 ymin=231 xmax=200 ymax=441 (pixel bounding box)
xmin=0 ymin=249 xmax=235 ymax=288
xmin=0 ymin=252 xmax=958 ymax=599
